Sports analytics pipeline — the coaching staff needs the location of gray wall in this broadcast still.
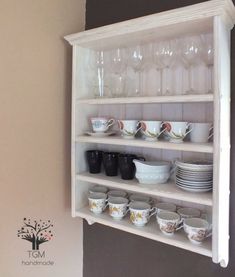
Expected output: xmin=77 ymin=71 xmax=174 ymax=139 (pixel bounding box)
xmin=83 ymin=1 xmax=235 ymax=276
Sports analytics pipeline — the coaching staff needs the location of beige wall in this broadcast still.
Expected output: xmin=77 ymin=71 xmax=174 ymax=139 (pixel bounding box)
xmin=0 ymin=1 xmax=85 ymax=276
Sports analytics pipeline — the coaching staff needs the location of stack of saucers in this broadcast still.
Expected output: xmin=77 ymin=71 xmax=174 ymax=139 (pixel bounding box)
xmin=175 ymin=160 xmax=213 ymax=192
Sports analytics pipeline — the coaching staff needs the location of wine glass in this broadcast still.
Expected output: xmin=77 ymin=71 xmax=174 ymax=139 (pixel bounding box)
xmin=128 ymin=45 xmax=145 ymax=96
xmin=154 ymin=40 xmax=177 ymax=95
xmin=108 ymin=47 xmax=127 ymax=97
xmin=201 ymin=33 xmax=214 ymax=94
xmin=181 ymin=36 xmax=202 ymax=94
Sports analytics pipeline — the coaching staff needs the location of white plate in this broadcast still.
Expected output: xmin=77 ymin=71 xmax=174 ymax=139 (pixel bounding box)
xmin=176 ymin=183 xmax=212 ymax=189
xmin=85 ymin=131 xmax=116 ymax=137
xmin=176 ymin=176 xmax=212 ymax=185
xmin=176 ymin=185 xmax=212 ymax=192
xmin=175 ymin=160 xmax=213 ymax=171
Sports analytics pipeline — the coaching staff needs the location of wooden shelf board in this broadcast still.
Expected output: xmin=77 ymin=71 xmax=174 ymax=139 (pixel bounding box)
xmin=76 ymin=136 xmax=213 ymax=154
xmin=76 ymin=206 xmax=212 ymax=258
xmin=77 ymin=94 xmax=214 ymax=105
xmin=76 ymin=172 xmax=213 ymax=206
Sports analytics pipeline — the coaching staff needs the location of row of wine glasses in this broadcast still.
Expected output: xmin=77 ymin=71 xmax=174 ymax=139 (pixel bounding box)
xmin=87 ymin=33 xmax=213 ymax=98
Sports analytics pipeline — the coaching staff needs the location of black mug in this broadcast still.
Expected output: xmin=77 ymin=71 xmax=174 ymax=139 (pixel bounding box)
xmin=118 ymin=154 xmax=145 ymax=180
xmin=103 ymin=152 xmax=119 ymax=176
xmin=86 ymin=150 xmax=103 ymax=174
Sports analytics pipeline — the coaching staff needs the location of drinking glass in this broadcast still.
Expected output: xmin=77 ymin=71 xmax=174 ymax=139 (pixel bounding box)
xmin=153 ymin=42 xmax=164 ymax=95
xmin=128 ymin=45 xmax=145 ymax=96
xmin=201 ymin=33 xmax=214 ymax=93
xmin=154 ymin=40 xmax=177 ymax=95
xmin=89 ymin=50 xmax=109 ymax=98
xmin=181 ymin=36 xmax=202 ymax=94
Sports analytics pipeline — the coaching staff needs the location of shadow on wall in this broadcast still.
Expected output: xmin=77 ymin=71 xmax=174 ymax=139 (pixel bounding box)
xmin=83 ymin=0 xmax=235 ymax=277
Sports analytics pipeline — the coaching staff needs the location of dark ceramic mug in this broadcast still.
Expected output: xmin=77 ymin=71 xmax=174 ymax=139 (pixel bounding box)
xmin=118 ymin=154 xmax=145 ymax=180
xmin=86 ymin=150 xmax=103 ymax=174
xmin=103 ymin=152 xmax=119 ymax=176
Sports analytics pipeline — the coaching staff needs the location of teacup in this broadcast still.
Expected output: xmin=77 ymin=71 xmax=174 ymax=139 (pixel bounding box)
xmin=129 ymin=194 xmax=152 ymax=205
xmin=162 ymin=121 xmax=192 ymax=143
xmin=129 ymin=201 xmax=156 ymax=227
xmin=139 ymin=121 xmax=165 ymax=141
xmin=189 ymin=123 xmax=213 ymax=143
xmin=177 ymin=207 xmax=201 ymax=219
xmin=108 ymin=197 xmax=129 ymax=220
xmin=91 ymin=117 xmax=115 ymax=133
xmin=89 ymin=185 xmax=108 ymax=194
xmin=118 ymin=120 xmax=141 ymax=139
xmin=88 ymin=192 xmax=107 ymax=214
xmin=157 ymin=211 xmax=182 ymax=236
xmin=108 ymin=190 xmax=128 ymax=199
xmin=183 ymin=218 xmax=212 ymax=244
xmin=155 ymin=202 xmax=177 ymax=214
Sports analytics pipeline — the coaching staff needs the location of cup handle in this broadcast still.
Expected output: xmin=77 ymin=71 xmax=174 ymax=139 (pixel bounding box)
xmin=176 ymin=219 xmax=184 ymax=231
xmin=148 ymin=207 xmax=157 ymax=220
xmin=135 ymin=122 xmax=142 ymax=135
xmin=123 ymin=208 xmax=130 ymax=217
xmin=206 ymin=225 xmax=213 ymax=238
xmin=137 ymin=156 xmax=145 ymax=161
xmin=185 ymin=123 xmax=193 ymax=136
xmin=107 ymin=118 xmax=115 ymax=128
xmin=208 ymin=126 xmax=214 ymax=140
xmin=159 ymin=122 xmax=167 ymax=136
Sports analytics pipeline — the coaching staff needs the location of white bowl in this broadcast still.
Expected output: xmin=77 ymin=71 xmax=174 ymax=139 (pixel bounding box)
xmin=135 ymin=172 xmax=170 ymax=185
xmin=133 ymin=160 xmax=171 ymax=174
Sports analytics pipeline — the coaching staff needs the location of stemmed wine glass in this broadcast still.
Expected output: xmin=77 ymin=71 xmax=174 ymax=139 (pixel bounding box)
xmin=181 ymin=36 xmax=202 ymax=94
xmin=201 ymin=33 xmax=214 ymax=94
xmin=128 ymin=45 xmax=145 ymax=96
xmin=108 ymin=47 xmax=127 ymax=97
xmin=153 ymin=40 xmax=177 ymax=95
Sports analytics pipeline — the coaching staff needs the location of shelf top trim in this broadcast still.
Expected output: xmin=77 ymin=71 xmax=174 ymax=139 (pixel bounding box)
xmin=77 ymin=94 xmax=214 ymax=105
xmin=65 ymin=0 xmax=235 ymax=46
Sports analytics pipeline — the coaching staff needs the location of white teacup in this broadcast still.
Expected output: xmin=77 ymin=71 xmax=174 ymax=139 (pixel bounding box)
xmin=177 ymin=207 xmax=201 ymax=219
xmin=129 ymin=194 xmax=152 ymax=205
xmin=108 ymin=190 xmax=128 ymax=199
xmin=155 ymin=202 xmax=177 ymax=214
xmin=183 ymin=218 xmax=212 ymax=244
xmin=139 ymin=121 xmax=165 ymax=141
xmin=189 ymin=123 xmax=213 ymax=143
xmin=162 ymin=121 xmax=192 ymax=143
xmin=157 ymin=211 xmax=182 ymax=236
xmin=91 ymin=117 xmax=115 ymax=133
xmin=88 ymin=192 xmax=107 ymax=214
xmin=118 ymin=120 xmax=141 ymax=139
xmin=108 ymin=197 xmax=129 ymax=220
xmin=129 ymin=201 xmax=156 ymax=227
xmin=89 ymin=185 xmax=108 ymax=194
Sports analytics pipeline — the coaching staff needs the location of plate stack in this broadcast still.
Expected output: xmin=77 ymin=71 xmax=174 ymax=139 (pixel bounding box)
xmin=175 ymin=160 xmax=213 ymax=192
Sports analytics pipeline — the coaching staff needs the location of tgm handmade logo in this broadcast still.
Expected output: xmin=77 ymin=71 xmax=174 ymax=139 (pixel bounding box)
xmin=17 ymin=218 xmax=55 ymax=266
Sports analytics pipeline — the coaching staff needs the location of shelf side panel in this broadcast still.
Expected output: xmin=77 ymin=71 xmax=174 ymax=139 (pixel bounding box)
xmin=212 ymin=16 xmax=231 ymax=267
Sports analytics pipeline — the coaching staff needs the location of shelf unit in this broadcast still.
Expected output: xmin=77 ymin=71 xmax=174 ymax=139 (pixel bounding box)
xmin=65 ymin=0 xmax=235 ymax=267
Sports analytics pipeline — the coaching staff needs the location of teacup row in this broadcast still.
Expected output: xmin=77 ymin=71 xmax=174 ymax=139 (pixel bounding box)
xmin=88 ymin=186 xmax=212 ymax=244
xmin=90 ymin=117 xmax=213 ymax=143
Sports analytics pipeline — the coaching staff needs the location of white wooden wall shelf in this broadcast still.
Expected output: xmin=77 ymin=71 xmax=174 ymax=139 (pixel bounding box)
xmin=65 ymin=0 xmax=235 ymax=267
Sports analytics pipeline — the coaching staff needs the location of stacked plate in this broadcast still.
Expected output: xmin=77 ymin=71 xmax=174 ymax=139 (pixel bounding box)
xmin=175 ymin=160 xmax=213 ymax=192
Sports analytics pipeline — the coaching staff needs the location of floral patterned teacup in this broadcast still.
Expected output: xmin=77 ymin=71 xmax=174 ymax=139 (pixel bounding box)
xmin=157 ymin=211 xmax=182 ymax=236
xmin=118 ymin=120 xmax=141 ymax=139
xmin=88 ymin=192 xmax=107 ymax=214
xmin=139 ymin=120 xmax=165 ymax=141
xmin=108 ymin=197 xmax=129 ymax=220
xmin=155 ymin=202 xmax=177 ymax=214
xmin=183 ymin=218 xmax=212 ymax=244
xmin=162 ymin=121 xmax=192 ymax=143
xmin=91 ymin=117 xmax=115 ymax=133
xmin=129 ymin=201 xmax=156 ymax=227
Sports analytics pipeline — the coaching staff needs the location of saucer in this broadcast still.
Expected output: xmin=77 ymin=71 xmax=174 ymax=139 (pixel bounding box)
xmin=85 ymin=131 xmax=116 ymax=137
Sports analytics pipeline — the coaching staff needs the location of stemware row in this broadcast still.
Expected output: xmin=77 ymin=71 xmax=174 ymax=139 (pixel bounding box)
xmin=88 ymin=33 xmax=213 ymax=98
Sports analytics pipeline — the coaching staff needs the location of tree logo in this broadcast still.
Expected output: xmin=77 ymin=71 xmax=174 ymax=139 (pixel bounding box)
xmin=17 ymin=218 xmax=54 ymax=250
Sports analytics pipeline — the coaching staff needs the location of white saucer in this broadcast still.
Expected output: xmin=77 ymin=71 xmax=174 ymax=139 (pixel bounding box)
xmin=85 ymin=131 xmax=116 ymax=137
